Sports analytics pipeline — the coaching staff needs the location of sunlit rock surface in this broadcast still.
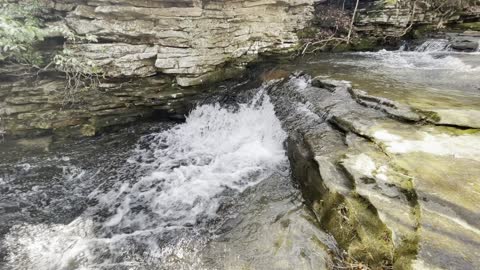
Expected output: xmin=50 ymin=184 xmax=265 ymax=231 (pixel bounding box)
xmin=268 ymin=74 xmax=480 ymax=269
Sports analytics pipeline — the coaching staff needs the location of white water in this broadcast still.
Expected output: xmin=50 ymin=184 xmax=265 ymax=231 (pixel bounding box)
xmin=4 ymin=89 xmax=288 ymax=270
xmin=342 ymin=39 xmax=480 ymax=72
xmin=414 ymin=39 xmax=451 ymax=52
xmin=349 ymin=52 xmax=479 ymax=72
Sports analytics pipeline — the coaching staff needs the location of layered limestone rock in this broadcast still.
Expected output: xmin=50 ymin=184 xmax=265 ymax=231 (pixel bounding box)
xmin=267 ymin=74 xmax=480 ymax=269
xmin=355 ymin=0 xmax=480 ymax=38
xmin=0 ymin=0 xmax=316 ymax=137
xmin=0 ymin=67 xmax=199 ymax=137
xmin=50 ymin=0 xmax=315 ymax=86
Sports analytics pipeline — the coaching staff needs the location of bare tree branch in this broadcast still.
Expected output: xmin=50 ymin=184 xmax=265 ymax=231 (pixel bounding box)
xmin=347 ymin=0 xmax=360 ymax=44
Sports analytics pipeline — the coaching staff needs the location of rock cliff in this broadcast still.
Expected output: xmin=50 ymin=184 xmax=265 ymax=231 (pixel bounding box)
xmin=50 ymin=0 xmax=315 ymax=86
xmin=355 ymin=0 xmax=480 ymax=38
xmin=0 ymin=0 xmax=315 ymax=137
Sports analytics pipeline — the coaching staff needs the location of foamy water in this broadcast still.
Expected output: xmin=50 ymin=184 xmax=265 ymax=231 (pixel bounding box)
xmin=342 ymin=39 xmax=480 ymax=72
xmin=347 ymin=51 xmax=479 ymax=72
xmin=413 ymin=39 xmax=451 ymax=52
xmin=4 ymin=89 xmax=288 ymax=270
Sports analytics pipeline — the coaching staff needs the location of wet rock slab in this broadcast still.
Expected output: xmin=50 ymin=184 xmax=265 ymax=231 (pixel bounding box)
xmin=202 ymin=174 xmax=334 ymax=270
xmin=268 ymin=74 xmax=480 ymax=269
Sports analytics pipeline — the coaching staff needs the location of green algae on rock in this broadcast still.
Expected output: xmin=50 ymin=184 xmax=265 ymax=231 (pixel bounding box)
xmin=268 ymin=73 xmax=480 ymax=270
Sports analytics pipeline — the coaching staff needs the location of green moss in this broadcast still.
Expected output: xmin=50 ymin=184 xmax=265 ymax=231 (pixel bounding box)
xmin=297 ymin=27 xmax=319 ymax=39
xmin=331 ymin=43 xmax=352 ymax=53
xmin=451 ymin=22 xmax=480 ymax=31
xmin=352 ymin=38 xmax=379 ymax=51
xmin=80 ymin=124 xmax=96 ymax=137
xmin=314 ymin=193 xmax=396 ymax=268
xmin=346 ymin=195 xmax=395 ymax=265
xmin=415 ymin=109 xmax=441 ymax=122
xmin=393 ymin=234 xmax=418 ymax=270
xmin=445 ymin=127 xmax=480 ymax=136
xmin=411 ymin=25 xmax=437 ymax=39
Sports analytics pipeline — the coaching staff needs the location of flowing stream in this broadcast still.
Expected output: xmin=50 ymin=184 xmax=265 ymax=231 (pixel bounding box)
xmin=1 ymin=39 xmax=479 ymax=270
xmin=272 ymin=39 xmax=480 ymax=114
xmin=0 ymin=89 xmax=333 ymax=270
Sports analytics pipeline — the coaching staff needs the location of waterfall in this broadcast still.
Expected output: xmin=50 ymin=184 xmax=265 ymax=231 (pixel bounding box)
xmin=4 ymin=89 xmax=288 ymax=270
xmin=414 ymin=39 xmax=451 ymax=52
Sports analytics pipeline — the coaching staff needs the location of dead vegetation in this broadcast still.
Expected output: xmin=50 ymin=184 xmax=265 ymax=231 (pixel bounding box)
xmin=297 ymin=0 xmax=480 ymax=55
xmin=297 ymin=1 xmax=360 ymax=55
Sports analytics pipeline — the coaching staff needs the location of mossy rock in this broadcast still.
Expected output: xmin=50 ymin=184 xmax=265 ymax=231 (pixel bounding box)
xmin=297 ymin=27 xmax=320 ymax=39
xmin=314 ymin=193 xmax=396 ymax=268
xmin=80 ymin=124 xmax=96 ymax=137
xmin=411 ymin=25 xmax=437 ymax=40
xmin=451 ymin=22 xmax=480 ymax=31
xmin=331 ymin=43 xmax=352 ymax=53
xmin=351 ymin=38 xmax=379 ymax=51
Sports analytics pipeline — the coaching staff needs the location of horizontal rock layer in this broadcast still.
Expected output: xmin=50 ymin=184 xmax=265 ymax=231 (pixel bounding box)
xmin=355 ymin=0 xmax=480 ymax=38
xmin=48 ymin=0 xmax=315 ymax=86
xmin=0 ymin=68 xmax=200 ymax=137
xmin=1 ymin=0 xmax=316 ymax=136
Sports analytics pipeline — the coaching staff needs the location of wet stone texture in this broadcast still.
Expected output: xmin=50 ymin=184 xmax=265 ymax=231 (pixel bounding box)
xmin=267 ymin=74 xmax=480 ymax=270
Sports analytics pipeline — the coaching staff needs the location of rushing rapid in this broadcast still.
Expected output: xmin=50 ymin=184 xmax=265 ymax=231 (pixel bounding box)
xmin=2 ymin=90 xmax=289 ymax=270
xmin=283 ymin=39 xmax=480 ymax=98
xmin=344 ymin=39 xmax=480 ymax=72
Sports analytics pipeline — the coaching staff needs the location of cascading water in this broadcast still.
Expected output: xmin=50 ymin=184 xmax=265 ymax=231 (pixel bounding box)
xmin=339 ymin=40 xmax=479 ymax=72
xmin=414 ymin=39 xmax=451 ymax=52
xmin=301 ymin=39 xmax=480 ymax=94
xmin=2 ymin=89 xmax=290 ymax=270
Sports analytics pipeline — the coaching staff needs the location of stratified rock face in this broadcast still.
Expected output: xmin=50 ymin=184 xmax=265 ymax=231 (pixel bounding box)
xmin=268 ymin=74 xmax=480 ymax=269
xmin=54 ymin=0 xmax=314 ymax=86
xmin=0 ymin=69 xmax=199 ymax=137
xmin=355 ymin=0 xmax=480 ymax=38
xmin=0 ymin=0 xmax=315 ymax=137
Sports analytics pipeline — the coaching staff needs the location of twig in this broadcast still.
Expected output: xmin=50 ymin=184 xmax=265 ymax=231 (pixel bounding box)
xmin=347 ymin=0 xmax=360 ymax=44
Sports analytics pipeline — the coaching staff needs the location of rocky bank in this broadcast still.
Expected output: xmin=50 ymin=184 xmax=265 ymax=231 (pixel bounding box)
xmin=267 ymin=74 xmax=480 ymax=270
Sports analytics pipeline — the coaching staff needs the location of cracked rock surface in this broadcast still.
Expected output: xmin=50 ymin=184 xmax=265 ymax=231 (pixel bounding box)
xmin=267 ymin=74 xmax=480 ymax=269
